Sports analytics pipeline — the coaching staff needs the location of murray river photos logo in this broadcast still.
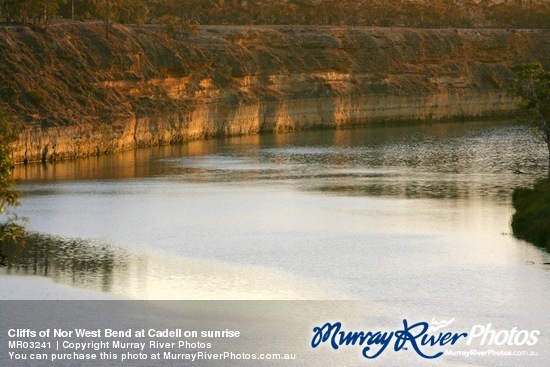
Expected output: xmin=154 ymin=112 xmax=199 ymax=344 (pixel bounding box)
xmin=310 ymin=318 xmax=540 ymax=359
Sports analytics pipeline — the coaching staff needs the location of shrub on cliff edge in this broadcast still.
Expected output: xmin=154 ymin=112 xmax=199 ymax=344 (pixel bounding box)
xmin=0 ymin=109 xmax=26 ymax=265
xmin=508 ymin=63 xmax=550 ymax=182
xmin=511 ymin=180 xmax=550 ymax=250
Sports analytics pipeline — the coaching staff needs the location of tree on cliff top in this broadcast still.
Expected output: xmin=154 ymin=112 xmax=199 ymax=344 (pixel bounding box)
xmin=509 ymin=63 xmax=550 ymax=182
xmin=0 ymin=109 xmax=26 ymax=265
xmin=94 ymin=0 xmax=117 ymax=39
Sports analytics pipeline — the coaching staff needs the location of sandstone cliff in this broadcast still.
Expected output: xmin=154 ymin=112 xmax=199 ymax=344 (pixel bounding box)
xmin=0 ymin=22 xmax=548 ymax=163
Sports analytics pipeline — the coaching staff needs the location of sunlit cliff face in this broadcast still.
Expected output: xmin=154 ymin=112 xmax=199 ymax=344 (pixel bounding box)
xmin=2 ymin=24 xmax=547 ymax=163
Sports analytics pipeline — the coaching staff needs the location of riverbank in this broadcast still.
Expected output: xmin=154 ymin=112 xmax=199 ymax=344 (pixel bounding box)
xmin=512 ymin=180 xmax=550 ymax=250
xmin=1 ymin=23 xmax=549 ymax=163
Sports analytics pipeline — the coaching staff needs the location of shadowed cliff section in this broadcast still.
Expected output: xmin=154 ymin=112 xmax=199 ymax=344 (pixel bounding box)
xmin=1 ymin=22 xmax=548 ymax=163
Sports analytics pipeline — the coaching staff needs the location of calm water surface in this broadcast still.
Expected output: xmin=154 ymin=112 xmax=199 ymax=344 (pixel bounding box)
xmin=2 ymin=120 xmax=549 ymax=331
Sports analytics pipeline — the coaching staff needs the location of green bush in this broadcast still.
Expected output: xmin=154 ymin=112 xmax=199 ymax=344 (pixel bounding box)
xmin=511 ymin=180 xmax=550 ymax=250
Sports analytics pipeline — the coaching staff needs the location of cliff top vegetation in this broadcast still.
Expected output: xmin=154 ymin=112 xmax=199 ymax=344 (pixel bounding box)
xmin=1 ymin=0 xmax=549 ymax=31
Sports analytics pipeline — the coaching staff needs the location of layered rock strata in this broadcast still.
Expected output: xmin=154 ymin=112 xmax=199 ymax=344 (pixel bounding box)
xmin=0 ymin=23 xmax=547 ymax=163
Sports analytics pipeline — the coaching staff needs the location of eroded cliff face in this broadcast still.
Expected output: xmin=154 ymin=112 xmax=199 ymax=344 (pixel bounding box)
xmin=1 ymin=23 xmax=548 ymax=163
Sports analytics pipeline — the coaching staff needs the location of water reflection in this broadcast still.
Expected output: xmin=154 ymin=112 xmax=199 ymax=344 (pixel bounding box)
xmin=6 ymin=119 xmax=550 ymax=308
xmin=312 ymin=175 xmax=512 ymax=199
xmin=1 ymin=233 xmax=327 ymax=300
xmin=14 ymin=120 xmax=547 ymax=194
xmin=2 ymin=233 xmax=126 ymax=293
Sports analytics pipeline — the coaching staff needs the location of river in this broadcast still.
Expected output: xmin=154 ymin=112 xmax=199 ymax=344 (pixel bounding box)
xmin=1 ymin=119 xmax=549 ymax=366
